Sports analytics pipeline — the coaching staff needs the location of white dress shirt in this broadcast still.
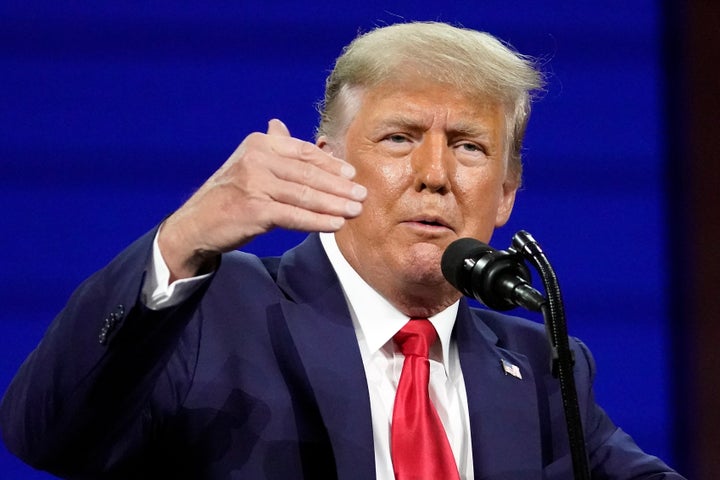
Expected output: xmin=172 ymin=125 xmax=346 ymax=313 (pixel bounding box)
xmin=142 ymin=232 xmax=474 ymax=479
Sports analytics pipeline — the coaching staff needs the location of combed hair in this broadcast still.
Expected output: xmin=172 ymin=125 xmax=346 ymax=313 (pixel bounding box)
xmin=316 ymin=21 xmax=544 ymax=185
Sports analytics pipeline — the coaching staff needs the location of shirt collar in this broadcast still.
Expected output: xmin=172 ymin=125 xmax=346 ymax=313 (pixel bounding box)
xmin=319 ymin=232 xmax=458 ymax=373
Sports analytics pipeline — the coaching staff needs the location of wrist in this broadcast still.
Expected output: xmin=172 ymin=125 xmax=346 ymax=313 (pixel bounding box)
xmin=158 ymin=218 xmax=220 ymax=282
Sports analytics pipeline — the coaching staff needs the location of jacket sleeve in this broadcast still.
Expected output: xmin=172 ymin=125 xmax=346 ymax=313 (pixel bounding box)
xmin=0 ymin=227 xmax=208 ymax=476
xmin=573 ymin=339 xmax=686 ymax=479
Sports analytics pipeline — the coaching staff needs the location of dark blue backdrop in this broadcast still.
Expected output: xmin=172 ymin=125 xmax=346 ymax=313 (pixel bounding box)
xmin=1 ymin=2 xmax=678 ymax=477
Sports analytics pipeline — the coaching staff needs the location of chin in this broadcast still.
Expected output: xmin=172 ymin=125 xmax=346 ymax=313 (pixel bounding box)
xmin=399 ymin=244 xmax=446 ymax=285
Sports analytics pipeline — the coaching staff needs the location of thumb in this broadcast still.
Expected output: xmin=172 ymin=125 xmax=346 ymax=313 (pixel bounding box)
xmin=266 ymin=118 xmax=291 ymax=137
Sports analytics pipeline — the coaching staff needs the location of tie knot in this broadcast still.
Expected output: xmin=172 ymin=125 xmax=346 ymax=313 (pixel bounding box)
xmin=393 ymin=318 xmax=437 ymax=358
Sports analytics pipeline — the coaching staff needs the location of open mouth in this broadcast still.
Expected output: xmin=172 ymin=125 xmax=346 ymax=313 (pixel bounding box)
xmin=408 ymin=217 xmax=452 ymax=231
xmin=418 ymin=220 xmax=445 ymax=227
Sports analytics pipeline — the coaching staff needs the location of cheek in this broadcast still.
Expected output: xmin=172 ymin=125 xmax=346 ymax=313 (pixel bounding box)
xmin=357 ymin=158 xmax=410 ymax=201
xmin=454 ymin=168 xmax=501 ymax=203
xmin=455 ymin=175 xmax=505 ymax=227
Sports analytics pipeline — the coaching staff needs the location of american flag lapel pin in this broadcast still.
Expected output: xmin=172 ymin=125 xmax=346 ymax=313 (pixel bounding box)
xmin=501 ymin=358 xmax=522 ymax=379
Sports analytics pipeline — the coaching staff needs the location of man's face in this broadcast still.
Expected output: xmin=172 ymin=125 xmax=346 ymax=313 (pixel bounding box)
xmin=320 ymin=78 xmax=518 ymax=314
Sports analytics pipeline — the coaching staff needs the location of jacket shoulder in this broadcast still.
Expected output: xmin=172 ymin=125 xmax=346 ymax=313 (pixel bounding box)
xmin=468 ymin=306 xmax=595 ymax=380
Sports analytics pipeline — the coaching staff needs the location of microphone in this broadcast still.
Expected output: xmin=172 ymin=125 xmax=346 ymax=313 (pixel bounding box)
xmin=441 ymin=237 xmax=545 ymax=312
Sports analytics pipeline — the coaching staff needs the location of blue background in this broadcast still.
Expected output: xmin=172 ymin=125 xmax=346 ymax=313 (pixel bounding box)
xmin=1 ymin=1 xmax=679 ymax=477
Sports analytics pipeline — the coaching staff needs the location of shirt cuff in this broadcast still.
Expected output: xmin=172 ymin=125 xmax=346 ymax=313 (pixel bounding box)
xmin=141 ymin=230 xmax=212 ymax=310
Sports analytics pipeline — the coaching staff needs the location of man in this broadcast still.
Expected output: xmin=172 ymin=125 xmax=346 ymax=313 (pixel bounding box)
xmin=1 ymin=21 xmax=683 ymax=479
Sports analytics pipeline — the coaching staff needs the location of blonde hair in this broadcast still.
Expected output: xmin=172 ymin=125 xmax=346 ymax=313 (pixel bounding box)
xmin=316 ymin=21 xmax=544 ymax=185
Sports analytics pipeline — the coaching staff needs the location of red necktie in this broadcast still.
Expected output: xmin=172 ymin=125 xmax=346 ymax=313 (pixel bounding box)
xmin=391 ymin=318 xmax=460 ymax=480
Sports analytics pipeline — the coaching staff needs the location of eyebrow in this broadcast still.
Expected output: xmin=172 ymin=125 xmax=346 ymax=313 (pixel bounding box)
xmin=446 ymin=120 xmax=494 ymax=140
xmin=373 ymin=114 xmax=430 ymax=133
xmin=373 ymin=114 xmax=493 ymax=139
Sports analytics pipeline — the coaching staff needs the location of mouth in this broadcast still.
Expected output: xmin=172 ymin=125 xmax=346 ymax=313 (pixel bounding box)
xmin=416 ymin=219 xmax=446 ymax=227
xmin=405 ymin=216 xmax=454 ymax=233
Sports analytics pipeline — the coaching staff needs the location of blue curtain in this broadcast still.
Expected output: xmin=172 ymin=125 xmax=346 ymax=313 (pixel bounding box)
xmin=0 ymin=2 xmax=673 ymax=477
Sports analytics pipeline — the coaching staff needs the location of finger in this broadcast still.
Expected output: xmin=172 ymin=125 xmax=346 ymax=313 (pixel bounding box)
xmin=265 ymin=202 xmax=348 ymax=233
xmin=267 ymin=157 xmax=367 ymax=202
xmin=269 ymin=177 xmax=364 ymax=219
xmin=266 ymin=118 xmax=291 ymax=137
xmin=266 ymin=134 xmax=355 ymax=179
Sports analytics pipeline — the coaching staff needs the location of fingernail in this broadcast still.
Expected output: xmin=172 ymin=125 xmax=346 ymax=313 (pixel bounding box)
xmin=346 ymin=201 xmax=362 ymax=216
xmin=330 ymin=217 xmax=345 ymax=229
xmin=341 ymin=164 xmax=356 ymax=179
xmin=352 ymin=184 xmax=367 ymax=200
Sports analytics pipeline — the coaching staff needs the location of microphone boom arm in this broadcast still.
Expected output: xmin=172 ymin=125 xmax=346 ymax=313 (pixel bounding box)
xmin=511 ymin=231 xmax=591 ymax=480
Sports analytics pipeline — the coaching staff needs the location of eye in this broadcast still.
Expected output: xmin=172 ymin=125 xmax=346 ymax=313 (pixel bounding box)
xmin=452 ymin=140 xmax=491 ymax=165
xmin=455 ymin=142 xmax=486 ymax=154
xmin=379 ymin=133 xmax=414 ymax=155
xmin=386 ymin=134 xmax=410 ymax=143
xmin=460 ymin=143 xmax=481 ymax=152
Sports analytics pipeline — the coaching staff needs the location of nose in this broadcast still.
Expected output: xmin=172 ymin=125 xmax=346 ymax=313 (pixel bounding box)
xmin=412 ymin=133 xmax=450 ymax=194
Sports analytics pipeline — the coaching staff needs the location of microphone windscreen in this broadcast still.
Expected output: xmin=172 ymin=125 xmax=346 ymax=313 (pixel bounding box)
xmin=441 ymin=237 xmax=492 ymax=291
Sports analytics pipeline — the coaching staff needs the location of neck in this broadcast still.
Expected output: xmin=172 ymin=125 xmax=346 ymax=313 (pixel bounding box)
xmin=381 ymin=282 xmax=462 ymax=318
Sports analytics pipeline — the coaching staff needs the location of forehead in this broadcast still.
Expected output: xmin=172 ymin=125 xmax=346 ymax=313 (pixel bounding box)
xmin=354 ymin=79 xmax=506 ymax=132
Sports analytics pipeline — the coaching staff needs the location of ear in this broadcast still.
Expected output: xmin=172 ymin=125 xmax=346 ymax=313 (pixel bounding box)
xmin=316 ymin=135 xmax=330 ymax=151
xmin=494 ymin=180 xmax=518 ymax=227
xmin=317 ymin=135 xmax=347 ymax=159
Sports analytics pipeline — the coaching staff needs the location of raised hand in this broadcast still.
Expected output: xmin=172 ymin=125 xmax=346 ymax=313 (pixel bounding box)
xmin=158 ymin=119 xmax=366 ymax=281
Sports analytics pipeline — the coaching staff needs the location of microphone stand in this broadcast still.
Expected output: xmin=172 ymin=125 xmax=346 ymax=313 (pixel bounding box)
xmin=511 ymin=231 xmax=591 ymax=480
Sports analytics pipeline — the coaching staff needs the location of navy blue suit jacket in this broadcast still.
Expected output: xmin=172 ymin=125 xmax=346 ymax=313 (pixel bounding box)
xmin=1 ymin=230 xmax=683 ymax=479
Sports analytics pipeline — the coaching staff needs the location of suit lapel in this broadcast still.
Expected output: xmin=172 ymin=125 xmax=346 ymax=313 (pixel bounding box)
xmin=269 ymin=236 xmax=545 ymax=479
xmin=272 ymin=234 xmax=375 ymax=480
xmin=455 ymin=300 xmax=543 ymax=479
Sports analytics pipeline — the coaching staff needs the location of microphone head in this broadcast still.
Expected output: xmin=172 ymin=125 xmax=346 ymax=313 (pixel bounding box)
xmin=441 ymin=237 xmax=494 ymax=296
xmin=443 ymin=236 xmax=539 ymax=311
